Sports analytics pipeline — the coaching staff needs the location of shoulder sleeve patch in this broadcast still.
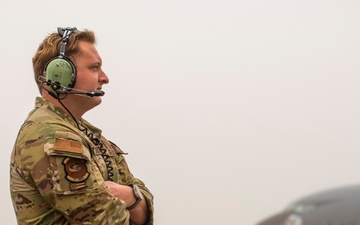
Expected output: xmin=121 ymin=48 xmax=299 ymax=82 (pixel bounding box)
xmin=54 ymin=138 xmax=83 ymax=154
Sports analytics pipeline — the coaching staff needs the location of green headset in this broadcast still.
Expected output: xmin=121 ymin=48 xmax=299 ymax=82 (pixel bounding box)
xmin=43 ymin=27 xmax=77 ymax=94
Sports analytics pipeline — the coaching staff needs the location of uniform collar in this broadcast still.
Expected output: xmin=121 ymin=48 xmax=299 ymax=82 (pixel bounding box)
xmin=35 ymin=97 xmax=78 ymax=129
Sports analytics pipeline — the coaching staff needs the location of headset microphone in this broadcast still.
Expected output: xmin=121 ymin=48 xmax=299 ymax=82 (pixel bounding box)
xmin=67 ymin=90 xmax=105 ymax=97
xmin=89 ymin=91 xmax=105 ymax=97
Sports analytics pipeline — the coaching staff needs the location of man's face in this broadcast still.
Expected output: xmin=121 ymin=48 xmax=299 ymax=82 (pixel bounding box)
xmin=71 ymin=41 xmax=109 ymax=111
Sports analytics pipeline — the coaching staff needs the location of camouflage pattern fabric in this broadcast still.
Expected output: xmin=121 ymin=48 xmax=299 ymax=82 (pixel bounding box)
xmin=10 ymin=97 xmax=154 ymax=225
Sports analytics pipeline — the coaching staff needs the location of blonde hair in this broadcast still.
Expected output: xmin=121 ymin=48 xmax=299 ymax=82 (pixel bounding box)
xmin=32 ymin=29 xmax=96 ymax=93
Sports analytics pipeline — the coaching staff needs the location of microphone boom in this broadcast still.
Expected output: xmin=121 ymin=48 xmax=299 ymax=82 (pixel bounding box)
xmin=68 ymin=90 xmax=105 ymax=97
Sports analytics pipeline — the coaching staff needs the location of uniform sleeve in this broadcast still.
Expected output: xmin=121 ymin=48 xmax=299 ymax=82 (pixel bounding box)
xmin=14 ymin=127 xmax=131 ymax=225
xmin=133 ymin=178 xmax=155 ymax=225
xmin=109 ymin=141 xmax=155 ymax=225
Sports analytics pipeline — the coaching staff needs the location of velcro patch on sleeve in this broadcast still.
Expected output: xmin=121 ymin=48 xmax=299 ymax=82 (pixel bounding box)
xmin=54 ymin=138 xmax=83 ymax=154
xmin=63 ymin=157 xmax=89 ymax=184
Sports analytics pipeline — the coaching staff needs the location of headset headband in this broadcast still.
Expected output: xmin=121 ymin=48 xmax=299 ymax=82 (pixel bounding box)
xmin=58 ymin=27 xmax=77 ymax=57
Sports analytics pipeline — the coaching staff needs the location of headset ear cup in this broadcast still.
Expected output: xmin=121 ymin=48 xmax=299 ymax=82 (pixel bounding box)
xmin=44 ymin=57 xmax=76 ymax=93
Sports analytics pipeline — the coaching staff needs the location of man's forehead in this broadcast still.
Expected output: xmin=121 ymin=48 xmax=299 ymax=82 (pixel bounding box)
xmin=76 ymin=41 xmax=99 ymax=57
xmin=75 ymin=41 xmax=102 ymax=63
xmin=77 ymin=41 xmax=96 ymax=52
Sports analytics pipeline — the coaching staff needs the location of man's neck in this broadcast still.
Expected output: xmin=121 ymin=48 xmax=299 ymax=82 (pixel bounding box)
xmin=42 ymin=92 xmax=83 ymax=121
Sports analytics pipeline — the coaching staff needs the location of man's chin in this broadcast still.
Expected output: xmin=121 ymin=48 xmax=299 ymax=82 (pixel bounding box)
xmin=81 ymin=97 xmax=103 ymax=111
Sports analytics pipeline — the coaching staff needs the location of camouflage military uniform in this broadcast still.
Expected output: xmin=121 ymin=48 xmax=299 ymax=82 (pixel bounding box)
xmin=10 ymin=97 xmax=154 ymax=225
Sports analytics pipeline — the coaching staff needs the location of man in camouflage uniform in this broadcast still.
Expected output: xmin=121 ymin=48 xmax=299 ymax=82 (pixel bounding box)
xmin=10 ymin=27 xmax=154 ymax=225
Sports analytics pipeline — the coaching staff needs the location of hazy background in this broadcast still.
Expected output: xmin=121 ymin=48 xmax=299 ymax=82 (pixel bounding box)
xmin=1 ymin=0 xmax=360 ymax=224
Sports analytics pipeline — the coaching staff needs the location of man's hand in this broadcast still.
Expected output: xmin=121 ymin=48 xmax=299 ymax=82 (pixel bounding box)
xmin=104 ymin=181 xmax=135 ymax=206
xmin=104 ymin=181 xmax=149 ymax=225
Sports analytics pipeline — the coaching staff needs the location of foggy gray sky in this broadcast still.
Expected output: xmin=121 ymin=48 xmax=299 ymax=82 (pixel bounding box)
xmin=1 ymin=0 xmax=360 ymax=224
